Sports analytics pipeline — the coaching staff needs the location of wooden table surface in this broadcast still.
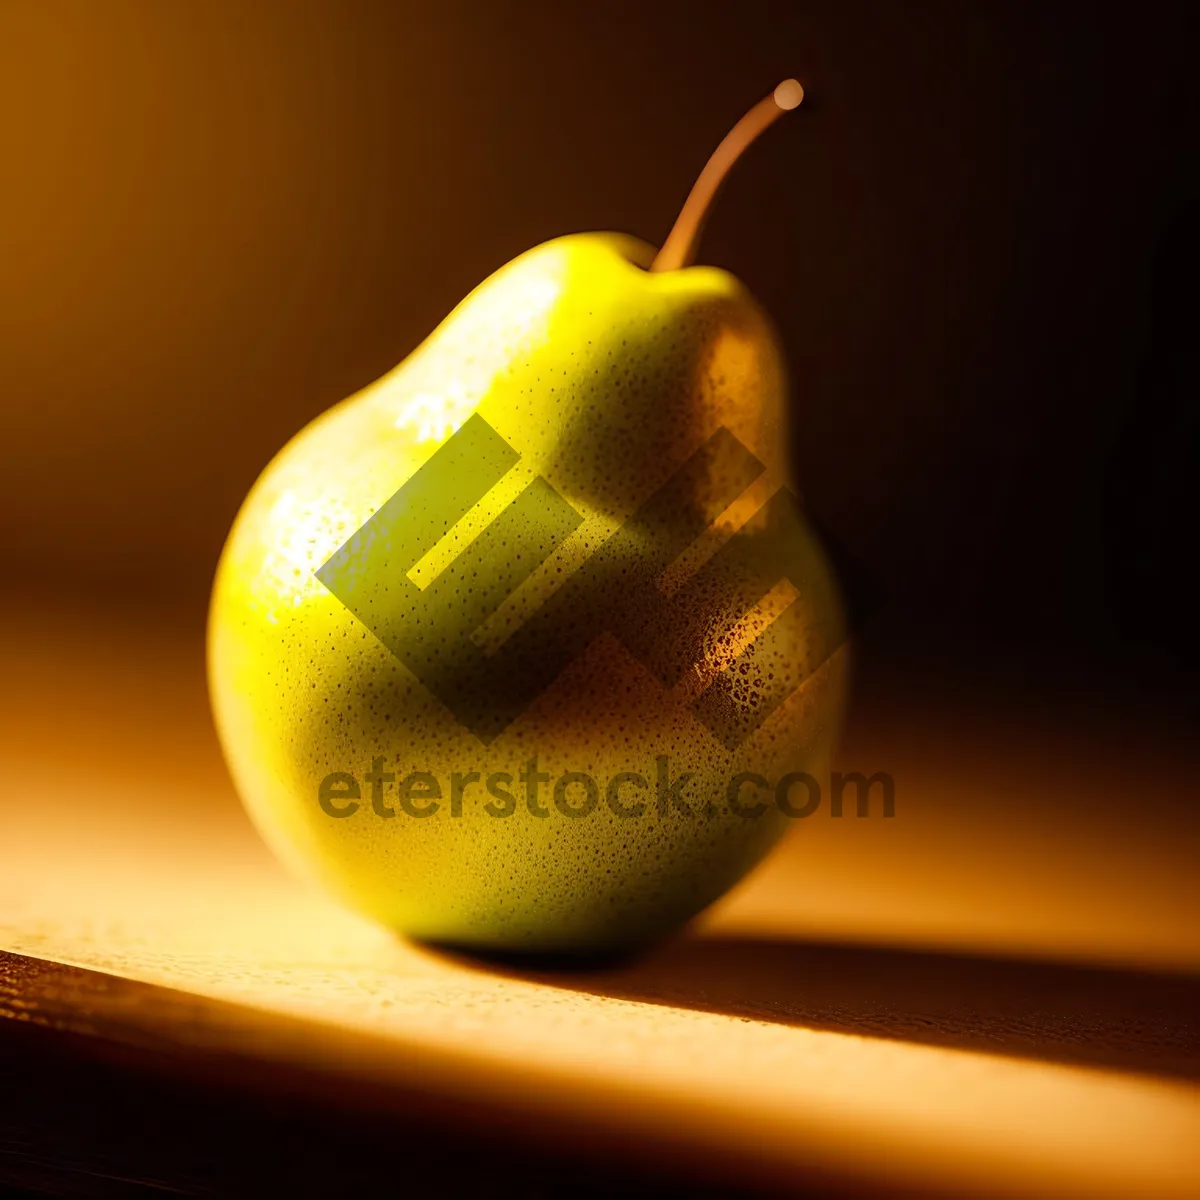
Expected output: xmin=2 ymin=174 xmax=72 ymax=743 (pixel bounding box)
xmin=2 ymin=606 xmax=1198 ymax=1196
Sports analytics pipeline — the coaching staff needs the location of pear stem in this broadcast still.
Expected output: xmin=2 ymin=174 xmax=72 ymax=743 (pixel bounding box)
xmin=650 ymin=79 xmax=804 ymax=273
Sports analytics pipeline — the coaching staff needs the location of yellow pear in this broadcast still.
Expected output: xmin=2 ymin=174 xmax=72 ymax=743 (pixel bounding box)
xmin=208 ymin=80 xmax=847 ymax=954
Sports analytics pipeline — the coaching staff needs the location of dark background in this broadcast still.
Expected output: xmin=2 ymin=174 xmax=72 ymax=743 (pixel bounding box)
xmin=1 ymin=9 xmax=1197 ymax=1193
xmin=1 ymin=0 xmax=1195 ymax=693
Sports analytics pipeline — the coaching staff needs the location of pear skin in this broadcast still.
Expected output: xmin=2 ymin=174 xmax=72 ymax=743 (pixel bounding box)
xmin=208 ymin=84 xmax=847 ymax=954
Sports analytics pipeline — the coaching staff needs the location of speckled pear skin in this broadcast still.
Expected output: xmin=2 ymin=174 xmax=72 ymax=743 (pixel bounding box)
xmin=208 ymin=233 xmax=847 ymax=953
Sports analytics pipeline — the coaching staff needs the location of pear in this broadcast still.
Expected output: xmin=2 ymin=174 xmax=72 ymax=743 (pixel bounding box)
xmin=208 ymin=80 xmax=847 ymax=954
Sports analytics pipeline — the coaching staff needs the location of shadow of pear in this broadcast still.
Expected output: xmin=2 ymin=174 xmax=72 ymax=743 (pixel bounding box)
xmin=430 ymin=933 xmax=1200 ymax=1082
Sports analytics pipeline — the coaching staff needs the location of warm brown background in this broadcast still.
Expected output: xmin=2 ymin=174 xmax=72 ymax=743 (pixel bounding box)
xmin=2 ymin=0 xmax=1194 ymax=693
xmin=2 ymin=9 xmax=1197 ymax=1193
